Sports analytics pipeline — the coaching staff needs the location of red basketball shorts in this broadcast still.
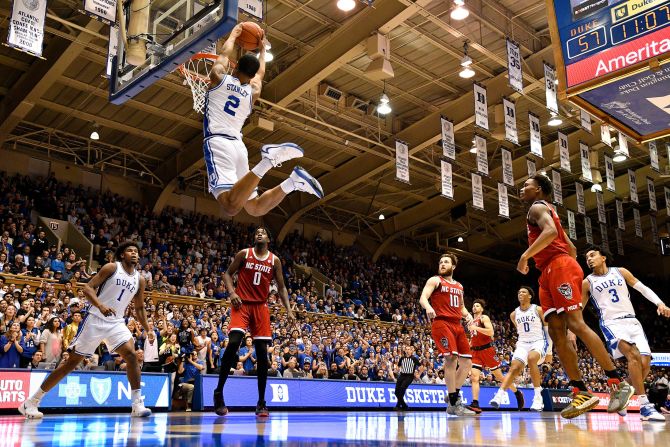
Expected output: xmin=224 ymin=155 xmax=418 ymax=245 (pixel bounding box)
xmin=432 ymin=319 xmax=471 ymax=358
xmin=471 ymin=346 xmax=500 ymax=371
xmin=538 ymin=254 xmax=583 ymax=318
xmin=228 ymin=302 xmax=271 ymax=340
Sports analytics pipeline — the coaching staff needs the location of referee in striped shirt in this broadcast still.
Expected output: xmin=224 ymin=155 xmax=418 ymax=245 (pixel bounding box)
xmin=395 ymin=345 xmax=419 ymax=410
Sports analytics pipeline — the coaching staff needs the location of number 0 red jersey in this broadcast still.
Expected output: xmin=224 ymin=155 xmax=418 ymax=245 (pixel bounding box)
xmin=430 ymin=277 xmax=464 ymax=321
xmin=236 ymin=248 xmax=276 ymax=303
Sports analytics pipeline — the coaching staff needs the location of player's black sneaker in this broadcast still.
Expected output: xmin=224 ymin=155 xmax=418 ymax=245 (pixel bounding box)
xmin=213 ymin=392 xmax=228 ymax=416
xmin=514 ymin=390 xmax=525 ymax=411
xmin=469 ymin=400 xmax=483 ymax=414
xmin=256 ymin=401 xmax=269 ymax=417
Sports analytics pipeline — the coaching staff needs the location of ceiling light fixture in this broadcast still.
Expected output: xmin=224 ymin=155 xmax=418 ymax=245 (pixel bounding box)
xmin=90 ymin=123 xmax=100 ymax=140
xmin=450 ymin=0 xmax=469 ymax=20
xmin=377 ymin=82 xmax=392 ymax=115
xmin=459 ymin=41 xmax=475 ymax=78
xmin=337 ymin=0 xmax=356 ymax=12
xmin=613 ymin=145 xmax=628 ymax=163
xmin=378 ymin=213 xmax=385 ymax=220
xmin=547 ymin=113 xmax=562 ymax=126
xmin=591 ymin=183 xmax=603 ymax=193
xmin=457 ymin=236 xmax=464 ymax=242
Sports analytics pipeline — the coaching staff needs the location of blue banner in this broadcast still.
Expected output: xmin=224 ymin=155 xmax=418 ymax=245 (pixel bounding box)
xmin=651 ymin=352 xmax=670 ymax=366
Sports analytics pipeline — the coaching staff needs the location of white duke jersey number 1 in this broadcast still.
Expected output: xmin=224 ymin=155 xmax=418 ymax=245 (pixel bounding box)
xmin=89 ymin=262 xmax=139 ymax=322
xmin=204 ymin=74 xmax=253 ymax=138
xmin=586 ymin=267 xmax=636 ymax=322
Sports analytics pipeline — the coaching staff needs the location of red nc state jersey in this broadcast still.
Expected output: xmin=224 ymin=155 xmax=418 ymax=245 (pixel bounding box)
xmin=236 ymin=248 xmax=276 ymax=303
xmin=471 ymin=315 xmax=494 ymax=347
xmin=430 ymin=277 xmax=464 ymax=321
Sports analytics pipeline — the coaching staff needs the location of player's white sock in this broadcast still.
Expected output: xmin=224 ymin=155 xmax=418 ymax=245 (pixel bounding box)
xmin=251 ymin=158 xmax=273 ymax=178
xmin=638 ymin=394 xmax=650 ymax=405
xmin=131 ymin=389 xmax=142 ymax=402
xmin=30 ymin=388 xmax=47 ymax=403
xmin=280 ymin=178 xmax=294 ymax=194
xmin=534 ymin=387 xmax=542 ymax=396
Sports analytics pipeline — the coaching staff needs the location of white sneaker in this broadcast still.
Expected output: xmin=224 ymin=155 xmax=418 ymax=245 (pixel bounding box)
xmin=489 ymin=390 xmax=504 ymax=409
xmin=261 ymin=143 xmax=304 ymax=167
xmin=131 ymin=398 xmax=152 ymax=417
xmin=18 ymin=399 xmax=43 ymax=419
xmin=531 ymin=394 xmax=544 ymax=412
xmin=640 ymin=404 xmax=665 ymax=422
xmin=289 ymin=166 xmax=324 ymax=199
xmin=618 ymin=409 xmax=627 ymax=417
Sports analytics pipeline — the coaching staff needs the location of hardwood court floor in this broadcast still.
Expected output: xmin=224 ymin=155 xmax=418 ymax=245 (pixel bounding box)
xmin=1 ymin=410 xmax=667 ymax=446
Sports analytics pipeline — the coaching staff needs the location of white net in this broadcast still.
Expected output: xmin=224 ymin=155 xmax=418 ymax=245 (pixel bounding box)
xmin=180 ymin=55 xmax=215 ymax=115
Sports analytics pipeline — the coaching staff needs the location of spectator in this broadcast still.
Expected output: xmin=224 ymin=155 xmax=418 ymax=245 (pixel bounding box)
xmin=283 ymin=357 xmax=304 ymax=378
xmin=62 ymin=311 xmax=82 ymax=350
xmin=176 ymin=351 xmax=204 ymax=411
xmin=19 ymin=316 xmax=40 ymax=368
xmin=39 ymin=317 xmax=62 ymax=365
xmin=0 ymin=322 xmax=24 ymax=368
xmin=28 ymin=350 xmax=44 ymax=369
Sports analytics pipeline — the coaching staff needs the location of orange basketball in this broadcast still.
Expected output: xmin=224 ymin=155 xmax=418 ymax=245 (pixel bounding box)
xmin=236 ymin=22 xmax=264 ymax=51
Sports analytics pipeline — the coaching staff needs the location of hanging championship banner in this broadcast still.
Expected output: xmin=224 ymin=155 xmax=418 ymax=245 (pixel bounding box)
xmin=473 ymin=84 xmax=489 ymax=131
xmin=471 ymin=173 xmax=484 ymax=211
xmin=604 ymin=154 xmax=615 ymax=193
xmin=616 ymin=229 xmax=624 ymax=256
xmin=529 ymin=113 xmax=543 ymax=158
xmin=440 ymin=160 xmax=453 ymax=200
xmin=585 ymin=216 xmax=594 ymax=245
xmin=501 ymin=148 xmax=514 ymax=187
xmin=596 ymin=192 xmax=606 ymax=224
xmin=665 ymin=186 xmax=670 ymax=217
xmin=633 ymin=208 xmax=642 ymax=238
xmin=580 ymin=110 xmax=592 ymax=133
xmin=651 ymin=216 xmax=659 ymax=245
xmin=544 ymin=63 xmax=558 ymax=114
xmin=83 ymin=0 xmax=117 ymax=24
xmin=558 ymin=132 xmax=571 ymax=173
xmin=506 ymin=38 xmax=523 ymax=93
xmin=7 ymin=0 xmax=48 ymax=57
xmin=616 ymin=199 xmax=625 ymax=231
xmin=552 ymin=170 xmax=563 ymax=206
xmin=395 ymin=140 xmax=410 ymax=184
xmin=600 ymin=124 xmax=612 ymax=148
xmin=649 ymin=141 xmax=660 ymax=173
xmin=527 ymin=158 xmax=536 ymax=177
xmin=618 ymin=132 xmax=630 ymax=158
xmin=579 ymin=142 xmax=592 ymax=182
xmin=440 ymin=117 xmax=456 ymax=161
xmin=498 ymin=183 xmax=509 ymax=219
xmin=567 ymin=210 xmax=577 ymax=240
xmin=628 ymin=169 xmax=638 ymax=204
xmin=503 ymin=98 xmax=519 ymax=145
xmin=601 ymin=224 xmax=610 ymax=254
xmin=576 ymin=182 xmax=585 ymax=215
xmin=475 ymin=135 xmax=488 ymax=176
xmin=647 ymin=178 xmax=657 ymax=213
xmin=106 ymin=26 xmax=119 ymax=78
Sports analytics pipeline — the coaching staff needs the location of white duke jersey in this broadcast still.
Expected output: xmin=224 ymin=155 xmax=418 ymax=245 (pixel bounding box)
xmin=515 ymin=304 xmax=545 ymax=343
xmin=89 ymin=262 xmax=139 ymax=322
xmin=586 ymin=267 xmax=635 ymax=322
xmin=204 ymin=74 xmax=253 ymax=138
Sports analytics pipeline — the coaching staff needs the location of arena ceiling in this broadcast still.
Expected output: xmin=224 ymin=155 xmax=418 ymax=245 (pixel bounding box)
xmin=0 ymin=0 xmax=668 ymax=265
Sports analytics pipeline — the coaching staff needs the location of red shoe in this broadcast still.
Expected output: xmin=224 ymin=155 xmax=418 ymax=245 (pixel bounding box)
xmin=255 ymin=402 xmax=269 ymax=417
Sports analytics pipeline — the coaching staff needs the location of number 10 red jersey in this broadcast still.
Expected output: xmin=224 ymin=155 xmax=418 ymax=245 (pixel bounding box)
xmin=430 ymin=277 xmax=464 ymax=321
xmin=236 ymin=248 xmax=276 ymax=303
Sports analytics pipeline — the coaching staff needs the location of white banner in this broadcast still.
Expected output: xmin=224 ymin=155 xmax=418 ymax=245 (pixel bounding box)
xmin=649 ymin=141 xmax=660 ymax=172
xmin=472 ymin=173 xmax=484 ymax=211
xmin=529 ymin=113 xmax=543 ymax=158
xmin=585 ymin=216 xmax=594 ymax=245
xmin=567 ymin=210 xmax=577 ymax=240
xmin=544 ymin=63 xmax=558 ymax=114
xmin=473 ymin=84 xmax=489 ymax=131
xmin=395 ymin=140 xmax=410 ymax=184
xmin=506 ymin=38 xmax=523 ymax=93
xmin=239 ymin=0 xmax=264 ymax=19
xmin=647 ymin=177 xmax=657 ymax=212
xmin=616 ymin=229 xmax=624 ymax=256
xmin=576 ymin=182 xmax=585 ymax=215
xmin=596 ymin=191 xmax=606 ymax=224
xmin=558 ymin=132 xmax=571 ymax=173
xmin=440 ymin=117 xmax=456 ymax=161
xmin=618 ymin=132 xmax=630 ymax=157
xmin=616 ymin=199 xmax=625 ymax=231
xmin=665 ymin=186 xmax=670 ymax=217
xmin=580 ymin=109 xmax=592 ymax=133
xmin=601 ymin=224 xmax=610 ymax=254
xmin=440 ymin=160 xmax=453 ymax=200
xmin=503 ymin=98 xmax=519 ymax=145
xmin=633 ymin=208 xmax=642 ymax=238
xmin=106 ymin=26 xmax=119 ymax=78
xmin=475 ymin=135 xmax=488 ymax=175
xmin=604 ymin=153 xmax=615 ymax=193
xmin=580 ymin=142 xmax=592 ymax=182
xmin=527 ymin=158 xmax=536 ymax=177
xmin=651 ymin=215 xmax=659 ymax=245
xmin=600 ymin=124 xmax=611 ymax=147
xmin=83 ymin=0 xmax=117 ymax=24
xmin=7 ymin=0 xmax=47 ymax=57
xmin=628 ymin=169 xmax=638 ymax=204
xmin=498 ymin=183 xmax=509 ymax=218
xmin=501 ymin=148 xmax=514 ymax=187
xmin=552 ymin=170 xmax=563 ymax=206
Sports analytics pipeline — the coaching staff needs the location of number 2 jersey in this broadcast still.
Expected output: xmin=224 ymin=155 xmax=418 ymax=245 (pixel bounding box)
xmin=89 ymin=262 xmax=139 ymax=322
xmin=586 ymin=267 xmax=636 ymax=322
xmin=429 ymin=277 xmax=464 ymax=321
xmin=204 ymin=74 xmax=253 ymax=138
xmin=236 ymin=248 xmax=276 ymax=303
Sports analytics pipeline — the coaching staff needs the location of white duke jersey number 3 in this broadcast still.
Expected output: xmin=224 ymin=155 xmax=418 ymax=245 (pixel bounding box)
xmin=586 ymin=267 xmax=636 ymax=321
xmin=89 ymin=262 xmax=139 ymax=322
xmin=204 ymin=74 xmax=253 ymax=137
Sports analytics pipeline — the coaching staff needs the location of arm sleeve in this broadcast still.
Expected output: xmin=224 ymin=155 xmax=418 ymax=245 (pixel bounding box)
xmin=633 ymin=281 xmax=664 ymax=307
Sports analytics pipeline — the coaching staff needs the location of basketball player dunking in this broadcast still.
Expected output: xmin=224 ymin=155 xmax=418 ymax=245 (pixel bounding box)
xmin=419 ymin=253 xmax=476 ymax=416
xmin=20 ymin=241 xmax=152 ymax=418
xmin=517 ymin=174 xmax=633 ymax=418
xmin=468 ymin=299 xmax=524 ymax=412
xmin=205 ymin=24 xmax=323 ymax=217
xmin=213 ymin=227 xmax=294 ymax=417
xmin=584 ymin=249 xmax=670 ymax=421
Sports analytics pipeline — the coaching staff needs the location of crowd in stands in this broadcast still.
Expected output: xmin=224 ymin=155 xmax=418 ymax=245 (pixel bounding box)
xmin=1 ymin=170 xmax=669 ymax=400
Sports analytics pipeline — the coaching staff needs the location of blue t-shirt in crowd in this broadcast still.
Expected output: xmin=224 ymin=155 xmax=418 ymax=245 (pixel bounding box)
xmin=0 ymin=336 xmax=22 ymax=368
xmin=239 ymin=346 xmax=255 ymax=372
xmin=51 ymin=259 xmax=65 ymax=273
xmin=180 ymin=360 xmax=204 ymax=383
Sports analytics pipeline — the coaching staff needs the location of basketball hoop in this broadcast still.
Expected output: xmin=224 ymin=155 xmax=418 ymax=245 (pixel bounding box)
xmin=178 ymin=53 xmax=217 ymax=114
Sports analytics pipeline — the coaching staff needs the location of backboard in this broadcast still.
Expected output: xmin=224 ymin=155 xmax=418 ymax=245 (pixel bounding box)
xmin=109 ymin=0 xmax=238 ymax=105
